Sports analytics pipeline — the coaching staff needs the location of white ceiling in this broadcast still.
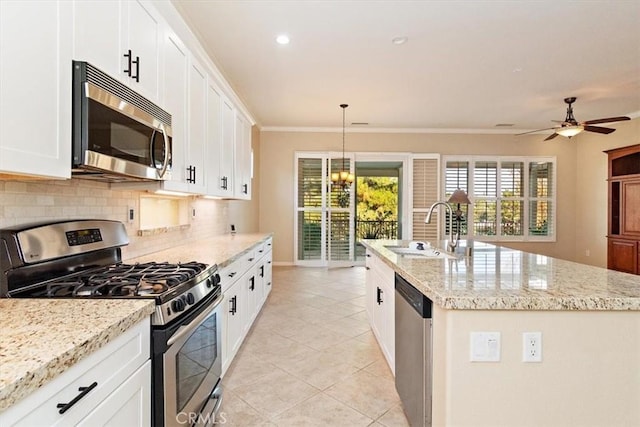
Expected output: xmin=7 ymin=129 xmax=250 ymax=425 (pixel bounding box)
xmin=171 ymin=0 xmax=640 ymax=133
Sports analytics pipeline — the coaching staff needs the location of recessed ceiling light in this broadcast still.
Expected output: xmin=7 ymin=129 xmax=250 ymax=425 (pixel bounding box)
xmin=392 ymin=36 xmax=408 ymax=45
xmin=276 ymin=34 xmax=290 ymax=45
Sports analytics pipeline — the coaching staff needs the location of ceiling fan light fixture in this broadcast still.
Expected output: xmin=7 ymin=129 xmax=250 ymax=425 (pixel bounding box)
xmin=556 ymin=125 xmax=584 ymax=138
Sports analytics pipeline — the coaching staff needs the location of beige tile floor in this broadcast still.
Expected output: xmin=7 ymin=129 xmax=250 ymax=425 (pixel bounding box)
xmin=219 ymin=266 xmax=410 ymax=426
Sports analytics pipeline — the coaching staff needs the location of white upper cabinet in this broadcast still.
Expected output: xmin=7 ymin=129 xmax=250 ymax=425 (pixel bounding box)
xmin=234 ymin=113 xmax=253 ymax=200
xmin=220 ymin=98 xmax=237 ymax=197
xmin=161 ymin=32 xmax=207 ymax=194
xmin=73 ymin=0 xmax=163 ymax=102
xmin=161 ymin=30 xmax=189 ymax=193
xmin=205 ymin=81 xmax=224 ymax=197
xmin=185 ymin=56 xmax=207 ymax=194
xmin=0 ymin=0 xmax=72 ymax=179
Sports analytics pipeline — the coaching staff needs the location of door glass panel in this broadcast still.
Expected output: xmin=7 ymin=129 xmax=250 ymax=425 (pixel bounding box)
xmin=175 ymin=312 xmax=218 ymax=412
xmin=297 ymin=158 xmax=322 ymax=208
xmin=297 ymin=211 xmax=322 ymax=260
xmin=88 ymin=99 xmax=154 ymax=165
xmin=329 ymin=211 xmax=351 ymax=261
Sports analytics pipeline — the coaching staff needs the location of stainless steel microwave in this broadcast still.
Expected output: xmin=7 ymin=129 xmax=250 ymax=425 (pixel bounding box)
xmin=72 ymin=61 xmax=172 ymax=182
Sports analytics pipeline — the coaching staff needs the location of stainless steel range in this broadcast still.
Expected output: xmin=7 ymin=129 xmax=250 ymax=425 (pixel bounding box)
xmin=0 ymin=219 xmax=223 ymax=426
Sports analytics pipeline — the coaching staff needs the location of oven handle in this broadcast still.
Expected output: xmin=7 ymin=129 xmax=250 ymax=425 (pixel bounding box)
xmin=167 ymin=293 xmax=223 ymax=347
xmin=196 ymin=383 xmax=223 ymax=426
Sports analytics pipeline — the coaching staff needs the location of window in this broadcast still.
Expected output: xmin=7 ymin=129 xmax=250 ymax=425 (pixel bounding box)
xmin=443 ymin=156 xmax=555 ymax=241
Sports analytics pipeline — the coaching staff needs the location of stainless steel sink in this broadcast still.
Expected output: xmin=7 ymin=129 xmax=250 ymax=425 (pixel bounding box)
xmin=384 ymin=246 xmax=456 ymax=259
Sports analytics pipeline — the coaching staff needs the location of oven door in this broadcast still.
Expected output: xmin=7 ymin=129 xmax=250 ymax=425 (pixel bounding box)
xmin=161 ymin=293 xmax=223 ymax=426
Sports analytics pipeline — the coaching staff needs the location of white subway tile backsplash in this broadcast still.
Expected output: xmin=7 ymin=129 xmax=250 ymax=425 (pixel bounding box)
xmin=0 ymin=178 xmax=230 ymax=259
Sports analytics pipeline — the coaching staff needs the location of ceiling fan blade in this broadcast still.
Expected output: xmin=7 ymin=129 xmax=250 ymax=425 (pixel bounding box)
xmin=515 ymin=127 xmax=558 ymax=136
xmin=583 ymin=116 xmax=630 ymax=125
xmin=584 ymin=125 xmax=616 ymax=134
xmin=543 ymin=132 xmax=559 ymax=141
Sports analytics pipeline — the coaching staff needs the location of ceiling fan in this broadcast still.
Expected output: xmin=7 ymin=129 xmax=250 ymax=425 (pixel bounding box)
xmin=517 ymin=97 xmax=630 ymax=141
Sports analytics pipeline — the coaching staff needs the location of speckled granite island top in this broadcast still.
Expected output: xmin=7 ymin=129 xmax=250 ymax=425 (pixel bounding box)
xmin=125 ymin=233 xmax=272 ymax=267
xmin=362 ymin=239 xmax=640 ymax=311
xmin=0 ymin=299 xmax=154 ymax=411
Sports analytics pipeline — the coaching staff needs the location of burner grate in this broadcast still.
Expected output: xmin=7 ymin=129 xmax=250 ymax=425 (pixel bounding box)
xmin=33 ymin=261 xmax=208 ymax=297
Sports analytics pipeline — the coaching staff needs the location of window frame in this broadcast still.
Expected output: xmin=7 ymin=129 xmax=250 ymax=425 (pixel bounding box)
xmin=442 ymin=155 xmax=557 ymax=242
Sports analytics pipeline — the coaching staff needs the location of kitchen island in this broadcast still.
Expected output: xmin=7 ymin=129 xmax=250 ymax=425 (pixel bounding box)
xmin=362 ymin=239 xmax=640 ymax=427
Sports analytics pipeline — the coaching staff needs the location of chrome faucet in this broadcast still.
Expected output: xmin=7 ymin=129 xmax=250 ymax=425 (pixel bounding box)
xmin=425 ymin=201 xmax=458 ymax=252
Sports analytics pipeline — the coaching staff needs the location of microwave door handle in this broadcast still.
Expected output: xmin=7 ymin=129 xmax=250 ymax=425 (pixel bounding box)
xmin=149 ymin=129 xmax=158 ymax=170
xmin=158 ymin=125 xmax=170 ymax=178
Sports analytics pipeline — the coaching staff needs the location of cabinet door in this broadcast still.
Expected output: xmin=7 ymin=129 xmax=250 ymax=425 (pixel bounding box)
xmin=245 ymin=267 xmax=259 ymax=328
xmin=365 ymin=252 xmax=375 ymax=322
xmin=124 ymin=0 xmax=163 ymax=101
xmin=226 ymin=279 xmax=246 ymax=362
xmin=161 ymin=30 xmax=189 ymax=192
xmin=206 ymin=81 xmax=224 ymax=196
xmin=264 ymin=252 xmax=273 ymax=299
xmin=608 ymin=239 xmax=638 ymax=274
xmin=234 ymin=113 xmax=252 ymax=199
xmin=220 ymin=98 xmax=236 ymax=197
xmin=0 ymin=0 xmax=72 ymax=179
xmin=185 ymin=56 xmax=207 ymax=194
xmin=72 ymin=0 xmax=122 ymax=80
xmin=77 ymin=361 xmax=151 ymax=426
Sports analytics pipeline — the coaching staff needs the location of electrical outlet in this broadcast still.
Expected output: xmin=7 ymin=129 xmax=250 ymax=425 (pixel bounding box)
xmin=523 ymin=332 xmax=542 ymax=362
xmin=127 ymin=206 xmax=135 ymax=224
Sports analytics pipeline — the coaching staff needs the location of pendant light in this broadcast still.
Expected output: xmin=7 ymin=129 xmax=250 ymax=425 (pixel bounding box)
xmin=331 ymin=104 xmax=355 ymax=187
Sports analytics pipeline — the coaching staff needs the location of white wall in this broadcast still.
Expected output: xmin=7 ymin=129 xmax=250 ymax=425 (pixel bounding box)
xmin=259 ymin=118 xmax=640 ymax=266
xmin=432 ymin=305 xmax=640 ymax=426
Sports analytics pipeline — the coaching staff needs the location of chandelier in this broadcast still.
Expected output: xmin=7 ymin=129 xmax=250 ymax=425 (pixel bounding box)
xmin=331 ymin=104 xmax=354 ymax=187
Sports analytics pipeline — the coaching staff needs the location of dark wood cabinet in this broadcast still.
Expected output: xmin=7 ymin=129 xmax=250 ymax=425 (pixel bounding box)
xmin=605 ymin=144 xmax=640 ymax=275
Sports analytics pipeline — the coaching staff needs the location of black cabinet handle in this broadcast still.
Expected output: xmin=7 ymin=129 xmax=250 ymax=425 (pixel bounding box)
xmin=228 ymin=272 xmax=236 ymax=278
xmin=248 ymin=257 xmax=254 ymax=262
xmin=242 ymin=183 xmax=248 ymax=194
xmin=132 ymin=55 xmax=140 ymax=82
xmin=259 ymin=266 xmax=264 ymax=278
xmin=376 ymin=287 xmax=383 ymax=305
xmin=187 ymin=166 xmax=196 ymax=184
xmin=267 ymin=281 xmax=271 ymax=287
xmin=267 ymin=261 xmax=272 ymax=264
xmin=221 ymin=176 xmax=228 ymax=190
xmin=249 ymin=277 xmax=255 ymax=291
xmin=57 ymin=382 xmax=98 ymax=414
xmin=366 ymin=254 xmax=371 ymax=258
xmin=366 ymin=266 xmax=370 ymax=270
xmin=230 ymin=296 xmax=237 ymax=314
xmin=123 ymin=49 xmax=133 ymax=76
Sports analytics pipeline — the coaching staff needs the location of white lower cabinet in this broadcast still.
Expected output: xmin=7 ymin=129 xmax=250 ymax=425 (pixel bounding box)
xmin=78 ymin=361 xmax=151 ymax=426
xmin=0 ymin=318 xmax=151 ymax=426
xmin=224 ymin=272 xmax=247 ymax=371
xmin=365 ymin=250 xmax=395 ymax=374
xmin=221 ymin=237 xmax=273 ymax=375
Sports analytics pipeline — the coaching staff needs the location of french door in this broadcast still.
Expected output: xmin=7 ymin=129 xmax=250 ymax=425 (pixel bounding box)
xmin=294 ymin=152 xmax=355 ymax=266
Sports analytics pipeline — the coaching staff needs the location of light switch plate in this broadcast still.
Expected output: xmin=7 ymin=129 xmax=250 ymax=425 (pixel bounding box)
xmin=470 ymin=332 xmax=501 ymax=362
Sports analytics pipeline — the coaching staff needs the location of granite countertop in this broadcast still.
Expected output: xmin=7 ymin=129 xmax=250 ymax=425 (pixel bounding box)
xmin=126 ymin=233 xmax=272 ymax=267
xmin=362 ymin=239 xmax=640 ymax=311
xmin=0 ymin=299 xmax=155 ymax=412
xmin=0 ymin=233 xmax=270 ymax=413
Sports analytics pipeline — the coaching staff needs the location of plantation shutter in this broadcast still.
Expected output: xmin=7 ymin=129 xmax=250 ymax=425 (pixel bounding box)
xmin=296 ymin=157 xmax=324 ymax=261
xmin=412 ymin=157 xmax=439 ymax=241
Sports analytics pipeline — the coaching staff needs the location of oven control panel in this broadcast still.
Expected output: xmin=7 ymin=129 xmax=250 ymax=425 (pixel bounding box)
xmin=66 ymin=228 xmax=103 ymax=246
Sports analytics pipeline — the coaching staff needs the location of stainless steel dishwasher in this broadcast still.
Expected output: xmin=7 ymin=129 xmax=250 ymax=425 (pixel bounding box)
xmin=395 ymin=273 xmax=432 ymax=427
